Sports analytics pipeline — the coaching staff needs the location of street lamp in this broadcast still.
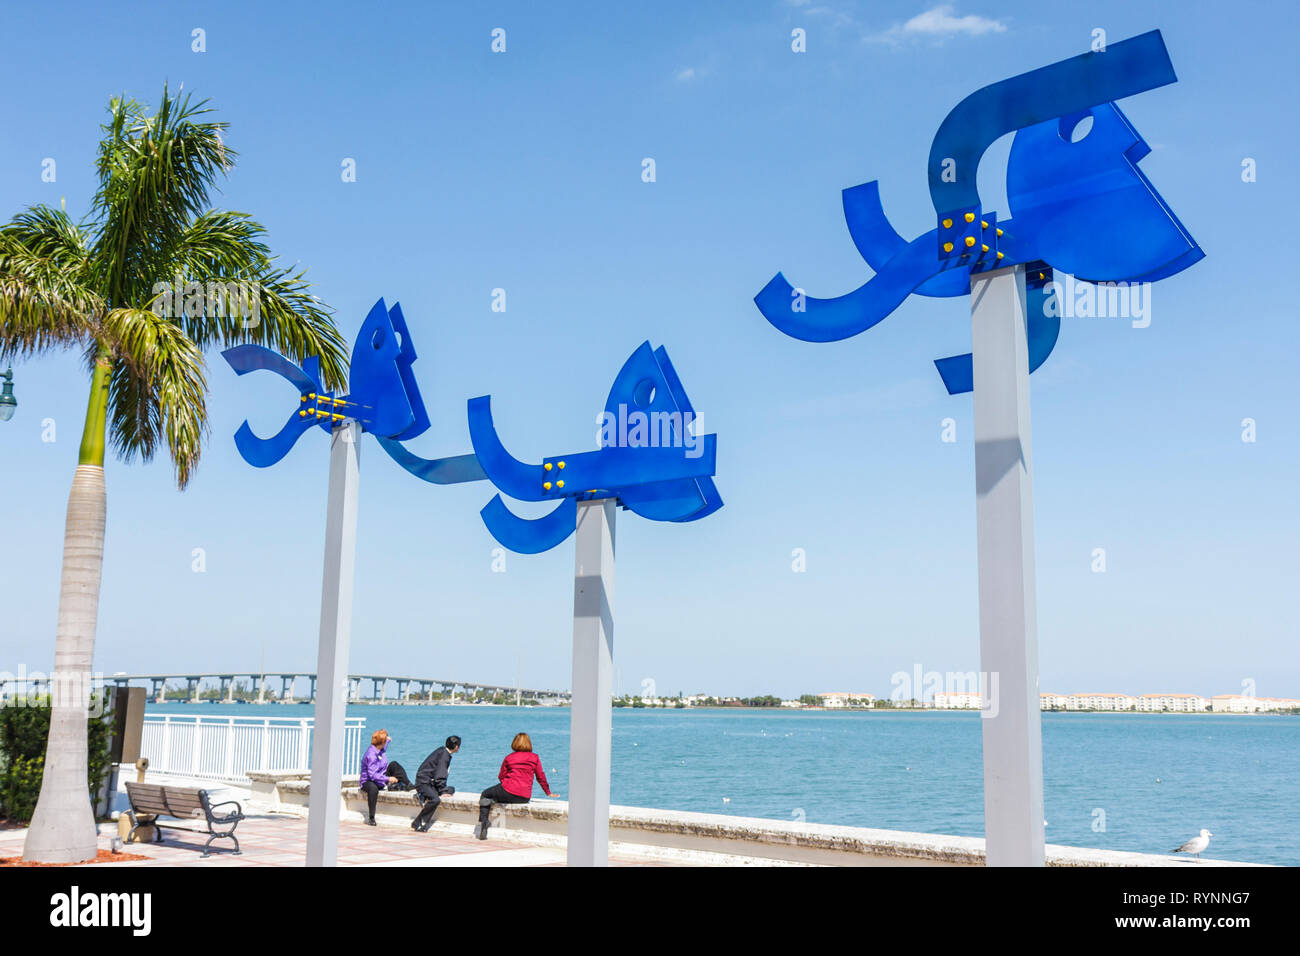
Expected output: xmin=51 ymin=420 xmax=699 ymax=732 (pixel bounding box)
xmin=0 ymin=368 xmax=16 ymax=422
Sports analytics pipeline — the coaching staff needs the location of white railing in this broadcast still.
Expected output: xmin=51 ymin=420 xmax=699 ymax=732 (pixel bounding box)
xmin=139 ymin=714 xmax=366 ymax=782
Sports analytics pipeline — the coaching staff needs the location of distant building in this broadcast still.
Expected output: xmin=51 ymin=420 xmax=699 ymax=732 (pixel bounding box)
xmin=1209 ymin=694 xmax=1300 ymax=713
xmin=1063 ymin=693 xmax=1135 ymax=711
xmin=933 ymin=692 xmax=982 ymax=710
xmin=1135 ymin=693 xmax=1207 ymax=713
xmin=818 ymin=692 xmax=875 ymax=709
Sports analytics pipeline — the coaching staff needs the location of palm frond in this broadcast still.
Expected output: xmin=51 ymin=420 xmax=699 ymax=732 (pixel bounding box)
xmin=0 ymin=207 xmax=101 ymax=361
xmin=92 ymin=85 xmax=232 ymax=304
xmin=101 ymin=307 xmax=208 ymax=488
xmin=151 ymin=211 xmax=347 ymax=390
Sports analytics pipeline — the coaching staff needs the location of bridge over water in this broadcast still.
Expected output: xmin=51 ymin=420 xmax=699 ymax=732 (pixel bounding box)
xmin=4 ymin=671 xmax=569 ymax=705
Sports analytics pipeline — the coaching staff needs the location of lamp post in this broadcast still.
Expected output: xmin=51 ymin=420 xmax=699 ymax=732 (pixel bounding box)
xmin=0 ymin=368 xmax=16 ymax=422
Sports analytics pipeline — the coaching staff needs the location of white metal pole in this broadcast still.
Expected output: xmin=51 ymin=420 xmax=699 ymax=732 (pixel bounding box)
xmin=567 ymin=497 xmax=615 ymax=867
xmin=970 ymin=265 xmax=1046 ymax=867
xmin=306 ymin=421 xmax=361 ymax=867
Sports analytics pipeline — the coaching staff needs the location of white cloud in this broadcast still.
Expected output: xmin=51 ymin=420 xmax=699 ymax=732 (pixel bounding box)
xmin=870 ymin=5 xmax=1008 ymax=44
xmin=674 ymin=67 xmax=696 ymax=83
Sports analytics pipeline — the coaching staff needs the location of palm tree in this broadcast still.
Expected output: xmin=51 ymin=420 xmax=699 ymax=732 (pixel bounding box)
xmin=0 ymin=87 xmax=347 ymax=862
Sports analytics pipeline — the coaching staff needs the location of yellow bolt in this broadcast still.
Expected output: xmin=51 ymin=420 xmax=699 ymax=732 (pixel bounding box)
xmin=996 ymin=251 xmax=1004 ymax=260
xmin=996 ymin=228 xmax=1003 ymax=237
xmin=981 ymin=220 xmax=988 ymax=229
xmin=307 ymin=393 xmax=316 ymax=400
xmin=544 ymin=462 xmax=552 ymax=471
xmin=557 ymin=480 xmax=565 ymax=488
xmin=558 ymin=461 xmax=565 ymax=469
xmin=299 ymin=410 xmax=307 ymax=417
xmin=981 ymin=244 xmax=989 ymax=253
xmin=965 ymin=236 xmax=976 ymax=248
xmin=942 ymin=218 xmax=952 ymax=229
xmin=543 ymin=481 xmax=552 ymax=491
xmin=1038 ymin=271 xmax=1045 ymax=279
xmin=964 ymin=212 xmax=975 ymax=223
xmin=943 ymin=241 xmax=954 ymax=253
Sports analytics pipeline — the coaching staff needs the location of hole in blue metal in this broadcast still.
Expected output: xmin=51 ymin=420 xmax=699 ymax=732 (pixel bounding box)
xmin=371 ymin=328 xmax=385 ymax=349
xmin=1059 ymin=111 xmax=1094 ymax=144
xmin=632 ymin=378 xmax=656 ymax=408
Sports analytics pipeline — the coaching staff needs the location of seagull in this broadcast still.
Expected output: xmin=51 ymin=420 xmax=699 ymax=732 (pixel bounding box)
xmin=1171 ymin=829 xmax=1212 ymax=861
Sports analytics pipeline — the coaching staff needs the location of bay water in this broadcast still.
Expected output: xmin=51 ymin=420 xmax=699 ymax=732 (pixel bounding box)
xmin=146 ymin=702 xmax=1298 ymax=865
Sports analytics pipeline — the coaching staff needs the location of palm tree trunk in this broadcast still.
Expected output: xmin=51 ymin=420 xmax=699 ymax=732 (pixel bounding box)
xmin=22 ymin=352 xmax=111 ymax=863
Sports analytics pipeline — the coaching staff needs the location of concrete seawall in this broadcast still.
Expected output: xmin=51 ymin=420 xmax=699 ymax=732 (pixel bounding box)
xmin=246 ymin=771 xmax=1258 ymax=867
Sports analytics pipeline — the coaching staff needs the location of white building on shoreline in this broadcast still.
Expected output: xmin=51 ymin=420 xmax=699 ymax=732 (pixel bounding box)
xmin=818 ymin=692 xmax=876 ymax=709
xmin=1036 ymin=692 xmax=1300 ymax=713
xmin=1210 ymin=694 xmax=1300 ymax=713
xmin=933 ymin=691 xmax=983 ymax=709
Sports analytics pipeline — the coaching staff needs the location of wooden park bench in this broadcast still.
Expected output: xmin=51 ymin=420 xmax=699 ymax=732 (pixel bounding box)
xmin=124 ymin=781 xmax=244 ymax=857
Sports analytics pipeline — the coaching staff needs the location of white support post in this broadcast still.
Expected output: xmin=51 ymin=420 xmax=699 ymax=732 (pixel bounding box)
xmin=224 ymin=717 xmax=235 ymax=779
xmin=307 ymin=421 xmax=361 ymax=867
xmin=260 ymin=718 xmax=271 ymax=772
xmin=970 ymin=265 xmax=1046 ymax=867
xmin=190 ymin=720 xmax=202 ymax=776
xmin=567 ymin=498 xmax=616 ymax=867
xmin=160 ymin=716 xmax=171 ymax=774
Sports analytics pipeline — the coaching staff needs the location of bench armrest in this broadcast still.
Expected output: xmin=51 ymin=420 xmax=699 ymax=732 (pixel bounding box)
xmin=208 ymin=799 xmax=244 ymax=823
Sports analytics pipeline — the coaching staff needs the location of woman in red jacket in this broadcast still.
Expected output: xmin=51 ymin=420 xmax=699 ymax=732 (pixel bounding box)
xmin=477 ymin=732 xmax=551 ymax=840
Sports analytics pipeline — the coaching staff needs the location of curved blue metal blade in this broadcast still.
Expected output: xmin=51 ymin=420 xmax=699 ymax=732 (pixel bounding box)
xmin=466 ymin=396 xmax=549 ymax=500
xmin=842 ymin=181 xmax=907 ymax=272
xmin=385 ymin=302 xmax=431 ymax=441
xmin=754 ymin=231 xmax=953 ymax=342
xmin=602 ymin=343 xmax=717 ymax=520
xmin=1006 ymin=103 xmax=1202 ymax=283
xmin=674 ymin=476 xmax=723 ymax=522
xmin=349 ymin=298 xmax=416 ymax=438
xmin=928 ymin=30 xmax=1176 ymax=221
xmin=375 ymin=437 xmax=486 ymax=484
xmin=233 ymin=413 xmax=318 ymax=468
xmin=223 ymin=344 xmax=320 ymax=393
xmin=222 ymin=344 xmax=326 ymax=464
xmin=621 ymin=475 xmax=724 ymax=523
xmin=480 ymin=495 xmax=577 ymax=554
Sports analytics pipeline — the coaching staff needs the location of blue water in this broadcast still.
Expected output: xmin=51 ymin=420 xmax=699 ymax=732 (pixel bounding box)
xmin=147 ymin=703 xmax=1300 ymax=865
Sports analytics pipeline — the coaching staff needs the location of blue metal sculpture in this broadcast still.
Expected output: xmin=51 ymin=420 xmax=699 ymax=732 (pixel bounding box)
xmin=224 ymin=299 xmax=432 ymax=464
xmin=754 ymin=30 xmax=1203 ymax=394
xmin=465 ymin=342 xmax=722 ymax=554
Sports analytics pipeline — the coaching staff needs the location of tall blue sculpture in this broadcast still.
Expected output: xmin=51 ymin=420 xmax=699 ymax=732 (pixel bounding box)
xmin=382 ymin=339 xmax=720 ymax=865
xmin=466 ymin=342 xmax=721 ymax=553
xmin=754 ymin=30 xmax=1202 ymax=393
xmin=754 ymin=31 xmax=1203 ymax=867
xmin=222 ymin=298 xmax=480 ymax=867
xmin=224 ymin=298 xmax=434 ymax=464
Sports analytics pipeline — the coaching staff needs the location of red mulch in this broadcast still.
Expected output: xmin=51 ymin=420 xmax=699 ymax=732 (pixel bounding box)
xmin=0 ymin=848 xmax=150 ymax=867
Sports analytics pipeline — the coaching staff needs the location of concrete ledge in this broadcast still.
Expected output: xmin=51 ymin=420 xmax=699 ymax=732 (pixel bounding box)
xmin=264 ymin=777 xmax=1262 ymax=867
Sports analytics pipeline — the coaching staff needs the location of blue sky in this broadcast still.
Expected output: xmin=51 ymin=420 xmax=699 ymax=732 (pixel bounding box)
xmin=1 ymin=1 xmax=1296 ymax=699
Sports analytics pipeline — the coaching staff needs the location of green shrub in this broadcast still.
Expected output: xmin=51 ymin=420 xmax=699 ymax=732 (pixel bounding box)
xmin=0 ymin=694 xmax=113 ymax=823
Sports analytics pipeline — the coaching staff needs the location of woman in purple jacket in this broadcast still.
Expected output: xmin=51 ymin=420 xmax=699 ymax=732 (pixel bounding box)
xmin=359 ymin=729 xmax=398 ymax=825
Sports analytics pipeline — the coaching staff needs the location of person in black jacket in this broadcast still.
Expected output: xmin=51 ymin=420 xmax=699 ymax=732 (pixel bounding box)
xmin=411 ymin=736 xmax=461 ymax=832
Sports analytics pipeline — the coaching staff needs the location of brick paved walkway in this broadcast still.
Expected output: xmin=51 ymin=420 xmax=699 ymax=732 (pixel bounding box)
xmin=0 ymin=817 xmax=657 ymax=867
